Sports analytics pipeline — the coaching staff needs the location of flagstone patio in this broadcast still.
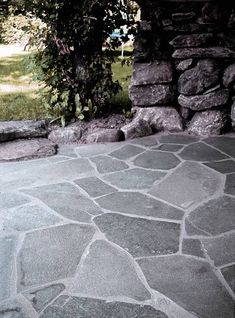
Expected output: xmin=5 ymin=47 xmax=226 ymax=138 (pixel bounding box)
xmin=0 ymin=133 xmax=234 ymax=318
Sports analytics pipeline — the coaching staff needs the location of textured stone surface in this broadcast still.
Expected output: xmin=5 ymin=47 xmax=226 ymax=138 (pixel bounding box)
xmin=173 ymin=47 xmax=235 ymax=59
xmin=129 ymin=84 xmax=175 ymax=106
xmin=94 ymin=214 xmax=180 ymax=257
xmin=176 ymin=59 xmax=193 ymax=71
xmin=225 ymin=173 xmax=235 ymax=195
xmin=0 ymin=235 xmax=17 ymax=301
xmin=121 ymin=118 xmax=153 ymax=140
xmin=204 ymin=160 xmax=235 ymax=174
xmin=187 ymin=196 xmax=235 ymax=236
xmin=109 ymin=144 xmax=144 ymax=160
xmin=0 ymin=120 xmax=47 ymax=142
xmin=75 ymin=143 xmax=120 ymax=157
xmin=130 ymin=135 xmax=158 ymax=147
xmin=223 ymin=64 xmax=235 ymax=88
xmin=138 ymin=255 xmax=234 ymax=318
xmin=231 ymin=100 xmax=235 ymax=130
xmin=178 ymin=89 xmax=229 ymax=111
xmin=104 ymin=168 xmax=166 ymax=189
xmin=17 ymin=224 xmax=95 ymax=290
xmin=202 ymin=232 xmax=235 ymax=266
xmin=0 ymin=299 xmax=30 ymax=318
xmin=170 ymin=33 xmax=214 ymax=48
xmin=90 ymin=155 xmax=129 ymax=173
xmin=0 ymin=192 xmax=30 ymax=209
xmin=40 ymin=297 xmax=168 ymax=318
xmin=178 ymin=59 xmax=219 ymax=95
xmin=221 ymin=265 xmax=235 ymax=292
xmin=1 ymin=205 xmax=62 ymax=232
xmin=159 ymin=134 xmax=199 ymax=144
xmin=179 ymin=142 xmax=227 ymax=161
xmin=96 ymin=192 xmax=184 ymax=220
xmin=24 ymin=284 xmax=65 ymax=312
xmin=0 ymin=138 xmax=57 ymax=161
xmin=85 ymin=129 xmax=125 ymax=143
xmin=134 ymin=150 xmax=181 ymax=170
xmin=150 ymin=162 xmax=221 ymax=209
xmin=188 ymin=111 xmax=229 ymax=136
xmin=182 ymin=239 xmax=205 ymax=258
xmin=131 ymin=61 xmax=173 ymax=86
xmin=74 ymin=176 xmax=117 ymax=197
xmin=23 ymin=183 xmax=102 ymax=222
xmin=155 ymin=144 xmax=183 ymax=152
xmin=48 ymin=126 xmax=82 ymax=144
xmin=204 ymin=136 xmax=235 ymax=158
xmin=70 ymin=240 xmax=151 ymax=301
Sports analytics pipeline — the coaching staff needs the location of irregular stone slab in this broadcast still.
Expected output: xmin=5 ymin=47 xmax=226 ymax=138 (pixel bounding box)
xmin=223 ymin=63 xmax=235 ymax=88
xmin=178 ymin=59 xmax=219 ymax=95
xmin=48 ymin=126 xmax=82 ymax=144
xmin=204 ymin=136 xmax=235 ymax=158
xmin=134 ymin=151 xmax=181 ymax=170
xmin=0 ymin=235 xmax=17 ymax=301
xmin=0 ymin=120 xmax=47 ymax=142
xmin=185 ymin=219 xmax=210 ymax=237
xmin=176 ymin=59 xmax=193 ymax=72
xmin=96 ymin=192 xmax=184 ymax=220
xmin=2 ymin=205 xmax=62 ymax=232
xmin=202 ymin=232 xmax=235 ymax=266
xmin=74 ymin=176 xmax=117 ymax=197
xmin=204 ymin=160 xmax=235 ymax=174
xmin=182 ymin=239 xmax=205 ymax=258
xmin=188 ymin=110 xmax=229 ymax=136
xmin=187 ymin=196 xmax=235 ymax=236
xmin=173 ymin=47 xmax=235 ymax=59
xmin=0 ymin=138 xmax=57 ymax=162
xmin=155 ymin=144 xmax=183 ymax=152
xmin=138 ymin=255 xmax=234 ymax=318
xmin=121 ymin=118 xmax=153 ymax=140
xmin=94 ymin=214 xmax=180 ymax=257
xmin=103 ymin=168 xmax=166 ymax=190
xmin=17 ymin=224 xmax=95 ymax=291
xmin=90 ymin=155 xmax=129 ymax=174
xmin=70 ymin=240 xmax=151 ymax=301
xmin=221 ymin=265 xmax=235 ymax=292
xmin=231 ymin=100 xmax=235 ymax=131
xmin=57 ymin=145 xmax=78 ymax=158
xmin=159 ymin=134 xmax=199 ymax=144
xmin=179 ymin=142 xmax=228 ymax=161
xmin=0 ymin=299 xmax=30 ymax=318
xmin=75 ymin=143 xmax=121 ymax=157
xmin=131 ymin=61 xmax=173 ymax=86
xmin=0 ymin=192 xmax=30 ymax=209
xmin=0 ymin=158 xmax=48 ymax=176
xmin=85 ymin=129 xmax=124 ymax=143
xmin=24 ymin=284 xmax=65 ymax=312
xmin=172 ymin=12 xmax=196 ymax=22
xmin=170 ymin=33 xmax=214 ymax=48
xmin=178 ymin=89 xmax=229 ymax=111
xmin=129 ymin=84 xmax=175 ymax=106
xmin=225 ymin=173 xmax=235 ymax=196
xmin=109 ymin=144 xmax=145 ymax=160
xmin=150 ymin=162 xmax=221 ymax=209
xmin=130 ymin=135 xmax=158 ymax=147
xmin=23 ymin=183 xmax=102 ymax=223
xmin=40 ymin=296 xmax=167 ymax=318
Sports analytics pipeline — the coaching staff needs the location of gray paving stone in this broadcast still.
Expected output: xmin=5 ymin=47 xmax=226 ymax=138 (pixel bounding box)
xmin=204 ymin=160 xmax=235 ymax=174
xmin=90 ymin=155 xmax=129 ymax=174
xmin=96 ymin=192 xmax=185 ymax=220
xmin=221 ymin=265 xmax=235 ymax=292
xmin=201 ymin=232 xmax=235 ymax=267
xmin=0 ymin=235 xmax=17 ymax=301
xmin=0 ymin=159 xmax=48 ymax=176
xmin=57 ymin=145 xmax=78 ymax=158
xmin=70 ymin=240 xmax=151 ymax=301
xmin=179 ymin=142 xmax=228 ymax=162
xmin=24 ymin=284 xmax=65 ymax=312
xmin=51 ymin=295 xmax=69 ymax=306
xmin=103 ymin=168 xmax=166 ymax=190
xmin=134 ymin=151 xmax=181 ymax=170
xmin=187 ymin=196 xmax=235 ymax=235
xmin=138 ymin=255 xmax=234 ymax=318
xmin=204 ymin=136 xmax=235 ymax=158
xmin=109 ymin=144 xmax=145 ymax=160
xmin=185 ymin=219 xmax=210 ymax=237
xmin=130 ymin=135 xmax=158 ymax=147
xmin=154 ymin=144 xmax=184 ymax=152
xmin=149 ymin=162 xmax=221 ymax=209
xmin=182 ymin=238 xmax=205 ymax=258
xmin=23 ymin=183 xmax=102 ymax=223
xmin=94 ymin=213 xmax=180 ymax=257
xmin=39 ymin=296 xmax=168 ymax=318
xmin=75 ymin=143 xmax=121 ymax=157
xmin=0 ymin=192 xmax=30 ymax=210
xmin=74 ymin=177 xmax=117 ymax=197
xmin=1 ymin=205 xmax=62 ymax=233
xmin=0 ymin=299 xmax=30 ymax=318
xmin=159 ymin=134 xmax=199 ymax=144
xmin=224 ymin=173 xmax=235 ymax=196
xmin=17 ymin=224 xmax=95 ymax=291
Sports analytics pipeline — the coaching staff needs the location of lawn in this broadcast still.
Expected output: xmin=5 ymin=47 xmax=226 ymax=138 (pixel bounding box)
xmin=0 ymin=46 xmax=132 ymax=121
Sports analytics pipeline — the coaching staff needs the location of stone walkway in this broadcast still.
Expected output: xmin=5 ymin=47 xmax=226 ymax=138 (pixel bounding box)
xmin=0 ymin=133 xmax=234 ymax=318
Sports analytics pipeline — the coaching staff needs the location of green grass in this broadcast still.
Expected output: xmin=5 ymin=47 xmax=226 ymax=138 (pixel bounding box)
xmin=0 ymin=48 xmax=132 ymax=120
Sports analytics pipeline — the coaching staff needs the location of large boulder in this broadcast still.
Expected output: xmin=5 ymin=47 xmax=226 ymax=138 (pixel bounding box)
xmin=178 ymin=59 xmax=219 ymax=95
xmin=0 ymin=120 xmax=48 ymax=142
xmin=85 ymin=129 xmax=125 ymax=143
xmin=188 ymin=111 xmax=229 ymax=136
xmin=0 ymin=139 xmax=57 ymax=162
xmin=223 ymin=64 xmax=235 ymax=88
xmin=48 ymin=126 xmax=82 ymax=144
